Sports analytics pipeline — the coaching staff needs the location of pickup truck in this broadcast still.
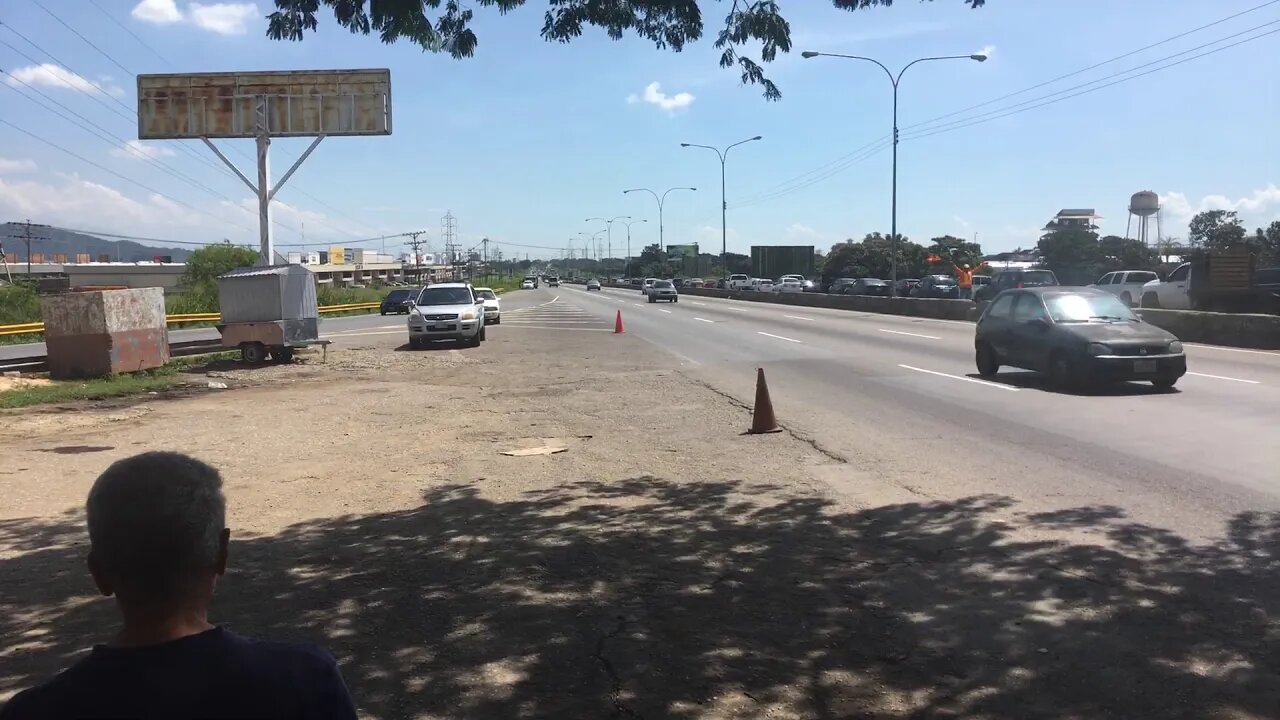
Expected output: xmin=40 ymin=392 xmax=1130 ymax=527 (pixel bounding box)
xmin=726 ymin=273 xmax=752 ymax=290
xmin=1140 ymin=249 xmax=1280 ymax=313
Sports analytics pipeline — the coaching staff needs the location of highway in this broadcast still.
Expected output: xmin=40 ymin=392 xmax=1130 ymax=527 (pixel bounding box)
xmin=544 ymin=284 xmax=1280 ymax=543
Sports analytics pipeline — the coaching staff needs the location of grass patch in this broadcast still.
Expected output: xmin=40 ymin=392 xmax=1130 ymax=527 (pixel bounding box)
xmin=0 ymin=353 xmax=236 ymax=409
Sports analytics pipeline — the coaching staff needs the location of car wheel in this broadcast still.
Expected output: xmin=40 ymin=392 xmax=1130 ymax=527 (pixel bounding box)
xmin=478 ymin=325 xmax=487 ymax=342
xmin=1151 ymin=373 xmax=1178 ymax=390
xmin=380 ymin=309 xmax=386 ymax=316
xmin=1049 ymin=351 xmax=1082 ymax=390
xmin=240 ymin=342 xmax=267 ymax=364
xmin=1119 ymin=292 xmax=1133 ymax=307
xmin=494 ymin=316 xmax=501 ymax=325
xmin=975 ymin=342 xmax=999 ymax=377
xmin=409 ymin=337 xmax=422 ymax=350
xmin=1141 ymin=292 xmax=1161 ymax=309
xmin=649 ymin=297 xmax=656 ymax=303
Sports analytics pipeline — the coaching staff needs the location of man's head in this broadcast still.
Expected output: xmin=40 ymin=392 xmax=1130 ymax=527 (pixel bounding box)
xmin=87 ymin=452 xmax=229 ymax=608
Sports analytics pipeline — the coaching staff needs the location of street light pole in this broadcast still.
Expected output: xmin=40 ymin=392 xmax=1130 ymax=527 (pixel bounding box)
xmin=800 ymin=50 xmax=986 ymax=295
xmin=587 ymin=216 xmax=630 ymax=279
xmin=622 ymin=187 xmax=697 ymax=258
xmin=617 ymin=218 xmax=648 ymax=277
xmin=679 ymin=137 xmax=762 ymax=280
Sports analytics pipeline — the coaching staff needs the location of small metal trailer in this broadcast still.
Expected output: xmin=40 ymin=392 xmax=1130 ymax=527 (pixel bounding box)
xmin=215 ymin=264 xmax=328 ymax=364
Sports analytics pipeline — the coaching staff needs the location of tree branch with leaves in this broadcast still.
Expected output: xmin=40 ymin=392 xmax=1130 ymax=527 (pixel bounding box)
xmin=266 ymin=0 xmax=986 ymax=99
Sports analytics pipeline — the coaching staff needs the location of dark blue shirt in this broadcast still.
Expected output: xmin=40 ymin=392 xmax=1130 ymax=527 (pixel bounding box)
xmin=0 ymin=627 xmax=357 ymax=719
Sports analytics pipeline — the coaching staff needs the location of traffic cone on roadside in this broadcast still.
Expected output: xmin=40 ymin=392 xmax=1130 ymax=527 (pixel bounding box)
xmin=614 ymin=310 xmax=625 ymax=334
xmin=748 ymin=368 xmax=782 ymax=434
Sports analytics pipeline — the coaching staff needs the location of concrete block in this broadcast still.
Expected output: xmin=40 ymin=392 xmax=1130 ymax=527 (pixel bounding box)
xmin=41 ymin=288 xmax=170 ymax=379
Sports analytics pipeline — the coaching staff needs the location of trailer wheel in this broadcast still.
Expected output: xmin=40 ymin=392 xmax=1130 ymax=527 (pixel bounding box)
xmin=241 ymin=342 xmax=267 ymax=364
xmin=271 ymin=347 xmax=295 ymax=363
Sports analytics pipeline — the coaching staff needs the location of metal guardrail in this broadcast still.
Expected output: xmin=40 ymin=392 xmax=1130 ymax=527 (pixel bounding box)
xmin=0 ymin=302 xmax=382 ymax=338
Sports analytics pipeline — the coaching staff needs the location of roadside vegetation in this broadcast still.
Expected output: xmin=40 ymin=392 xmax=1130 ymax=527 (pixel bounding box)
xmin=0 ymin=353 xmax=236 ymax=409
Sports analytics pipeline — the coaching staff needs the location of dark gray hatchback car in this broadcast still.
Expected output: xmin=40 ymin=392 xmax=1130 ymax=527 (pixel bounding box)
xmin=974 ymin=287 xmax=1186 ymax=389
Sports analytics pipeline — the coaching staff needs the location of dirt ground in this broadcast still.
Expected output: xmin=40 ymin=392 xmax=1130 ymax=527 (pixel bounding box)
xmin=1 ymin=324 xmax=1276 ymax=719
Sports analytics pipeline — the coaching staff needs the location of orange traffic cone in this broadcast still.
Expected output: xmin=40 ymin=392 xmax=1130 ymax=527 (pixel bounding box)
xmin=748 ymin=368 xmax=782 ymax=434
xmin=614 ymin=310 xmax=625 ymax=334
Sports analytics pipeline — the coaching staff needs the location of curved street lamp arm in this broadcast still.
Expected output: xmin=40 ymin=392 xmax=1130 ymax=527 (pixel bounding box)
xmin=803 ymin=52 xmax=894 ymax=85
xmin=896 ymin=54 xmax=979 ymax=84
xmin=681 ymin=143 xmax=725 ymax=163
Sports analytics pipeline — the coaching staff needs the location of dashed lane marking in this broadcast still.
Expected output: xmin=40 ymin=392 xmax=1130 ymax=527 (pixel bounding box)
xmin=757 ymin=331 xmax=802 ymax=344
xmin=1186 ymin=371 xmax=1260 ymax=384
xmin=878 ymin=329 xmax=941 ymax=340
xmin=898 ymin=364 xmax=1019 ymax=391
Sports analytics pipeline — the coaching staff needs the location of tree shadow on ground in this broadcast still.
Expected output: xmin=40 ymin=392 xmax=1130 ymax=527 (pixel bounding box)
xmin=2 ymin=478 xmax=1277 ymax=718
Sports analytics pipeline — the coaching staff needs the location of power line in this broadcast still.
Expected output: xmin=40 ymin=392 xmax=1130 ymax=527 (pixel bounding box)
xmin=50 ymin=227 xmax=250 ymax=247
xmin=902 ymin=24 xmax=1280 ymax=143
xmin=903 ymin=0 xmax=1280 ymax=133
xmin=731 ymin=139 xmax=892 ymax=209
xmin=85 ymin=0 xmax=173 ymax=66
xmin=0 ymin=116 xmax=257 ymax=234
xmin=29 ymin=0 xmax=133 ymax=76
xmin=1 ymin=15 xmax=378 ymax=241
xmin=731 ymin=2 xmax=1280 ymax=202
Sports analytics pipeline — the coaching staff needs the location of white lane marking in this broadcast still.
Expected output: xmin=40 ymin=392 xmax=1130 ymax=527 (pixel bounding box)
xmin=694 ymin=317 xmax=714 ymax=323
xmin=497 ymin=325 xmax=615 ymax=331
xmin=898 ymin=364 xmax=1019 ymax=391
xmin=1185 ymin=343 xmax=1280 ymax=357
xmin=784 ymin=315 xmax=814 ymax=322
xmin=878 ymin=328 xmax=941 ymax=340
xmin=657 ymin=308 xmax=673 ymax=314
xmin=690 ymin=301 xmax=708 ymax=306
xmin=758 ymin=331 xmax=802 ymax=344
xmin=1186 ymin=371 xmax=1261 ymax=384
xmin=633 ymin=303 xmax=646 ymax=307
xmin=727 ymin=307 xmax=749 ymax=313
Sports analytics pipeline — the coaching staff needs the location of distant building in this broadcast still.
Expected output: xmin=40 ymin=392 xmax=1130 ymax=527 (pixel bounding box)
xmin=1044 ymin=208 xmax=1101 ymax=231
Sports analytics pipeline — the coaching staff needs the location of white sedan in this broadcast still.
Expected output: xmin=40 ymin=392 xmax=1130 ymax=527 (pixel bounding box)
xmin=520 ymin=279 xmax=535 ymax=289
xmin=474 ymin=287 xmax=501 ymax=324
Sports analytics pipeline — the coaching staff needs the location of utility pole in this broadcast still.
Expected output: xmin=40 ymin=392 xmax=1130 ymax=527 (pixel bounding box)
xmin=3 ymin=220 xmax=51 ymax=280
xmin=482 ymin=237 xmax=490 ymax=282
xmin=405 ymin=230 xmax=428 ymax=285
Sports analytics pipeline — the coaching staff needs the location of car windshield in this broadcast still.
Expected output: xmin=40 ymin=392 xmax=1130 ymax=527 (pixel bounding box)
xmin=417 ymin=287 xmax=473 ymax=305
xmin=475 ymin=289 xmax=496 ymax=299
xmin=1045 ymin=292 xmax=1138 ymax=323
xmin=654 ymin=281 xmax=673 ymax=288
xmin=931 ymin=276 xmax=956 ymax=285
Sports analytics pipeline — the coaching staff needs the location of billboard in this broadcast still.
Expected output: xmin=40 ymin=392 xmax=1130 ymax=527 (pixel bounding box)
xmin=667 ymin=244 xmax=700 ymax=277
xmin=137 ymin=69 xmax=392 ymax=139
xmin=751 ymin=245 xmax=815 ymax=279
xmin=329 ymin=245 xmax=344 ymax=265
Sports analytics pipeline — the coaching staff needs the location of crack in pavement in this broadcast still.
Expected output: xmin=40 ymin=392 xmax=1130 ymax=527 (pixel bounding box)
xmin=593 ymin=615 xmax=640 ymax=718
xmin=683 ymin=373 xmax=848 ymax=464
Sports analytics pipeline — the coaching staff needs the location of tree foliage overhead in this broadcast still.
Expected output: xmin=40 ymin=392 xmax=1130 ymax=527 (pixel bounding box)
xmin=266 ymin=0 xmax=986 ymax=99
xmin=1187 ymin=210 xmax=1248 ymax=251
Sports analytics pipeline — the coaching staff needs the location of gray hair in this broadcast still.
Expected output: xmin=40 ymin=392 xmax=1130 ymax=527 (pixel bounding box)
xmin=87 ymin=452 xmax=226 ymax=599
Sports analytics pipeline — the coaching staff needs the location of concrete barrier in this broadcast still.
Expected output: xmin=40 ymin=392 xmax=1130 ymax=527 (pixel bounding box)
xmin=620 ymin=285 xmax=1279 ymax=350
xmin=1135 ymin=308 xmax=1280 ymax=350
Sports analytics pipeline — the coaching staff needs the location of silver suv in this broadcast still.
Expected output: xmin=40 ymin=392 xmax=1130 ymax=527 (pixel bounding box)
xmin=408 ymin=283 xmax=487 ymax=349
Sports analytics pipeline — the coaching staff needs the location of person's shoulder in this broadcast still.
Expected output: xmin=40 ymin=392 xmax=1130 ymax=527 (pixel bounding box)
xmin=226 ymin=631 xmax=341 ymax=676
xmin=0 ymin=657 xmax=85 ymax=720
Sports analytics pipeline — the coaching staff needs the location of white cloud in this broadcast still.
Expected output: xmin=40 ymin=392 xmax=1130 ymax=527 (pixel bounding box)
xmin=1160 ymin=186 xmax=1280 ymax=234
xmin=111 ymin=140 xmax=177 ymax=160
xmin=132 ymin=0 xmax=182 ymax=23
xmin=0 ymin=158 xmax=37 ymax=174
xmin=4 ymin=64 xmax=124 ymax=98
xmin=189 ymin=2 xmax=258 ymax=35
xmin=627 ymin=82 xmax=695 ymax=114
xmin=131 ymin=0 xmax=258 ymax=35
xmin=0 ymin=173 xmax=375 ymax=247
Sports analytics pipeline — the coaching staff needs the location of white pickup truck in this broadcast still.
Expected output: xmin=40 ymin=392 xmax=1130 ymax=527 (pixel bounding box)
xmin=726 ymin=273 xmax=752 ymax=290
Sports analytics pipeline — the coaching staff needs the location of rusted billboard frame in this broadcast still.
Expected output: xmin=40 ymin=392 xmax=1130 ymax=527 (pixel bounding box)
xmin=136 ymin=69 xmax=392 ymax=264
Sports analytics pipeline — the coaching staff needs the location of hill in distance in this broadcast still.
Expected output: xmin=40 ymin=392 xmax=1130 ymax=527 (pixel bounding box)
xmin=1 ymin=224 xmax=194 ymax=263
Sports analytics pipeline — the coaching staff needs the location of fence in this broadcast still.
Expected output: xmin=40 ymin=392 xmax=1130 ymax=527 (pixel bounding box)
xmin=0 ymin=302 xmax=381 ymax=338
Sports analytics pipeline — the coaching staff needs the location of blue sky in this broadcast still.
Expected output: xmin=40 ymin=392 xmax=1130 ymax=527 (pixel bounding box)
xmin=1 ymin=0 xmax=1277 ymax=259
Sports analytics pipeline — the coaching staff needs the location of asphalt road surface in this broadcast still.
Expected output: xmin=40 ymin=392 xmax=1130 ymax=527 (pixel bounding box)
xmin=542 ymin=284 xmax=1280 ymax=543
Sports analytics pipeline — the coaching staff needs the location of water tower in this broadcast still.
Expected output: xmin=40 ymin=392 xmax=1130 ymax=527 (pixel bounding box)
xmin=1126 ymin=190 xmax=1161 ymax=248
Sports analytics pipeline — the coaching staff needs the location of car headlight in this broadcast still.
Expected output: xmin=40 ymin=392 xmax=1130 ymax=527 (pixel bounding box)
xmin=1168 ymin=340 xmax=1183 ymax=354
xmin=1087 ymin=343 xmax=1111 ymax=356
xmin=461 ymin=309 xmax=477 ymax=321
